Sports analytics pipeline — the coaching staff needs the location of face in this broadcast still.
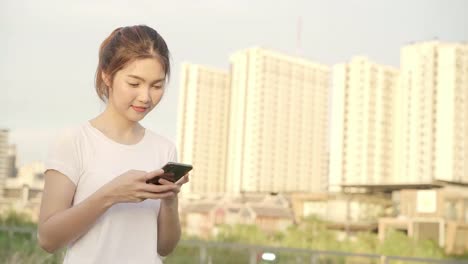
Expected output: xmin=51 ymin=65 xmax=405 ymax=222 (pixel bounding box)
xmin=104 ymin=58 xmax=166 ymax=122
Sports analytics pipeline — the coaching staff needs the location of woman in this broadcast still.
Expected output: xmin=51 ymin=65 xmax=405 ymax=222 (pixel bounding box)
xmin=38 ymin=25 xmax=188 ymax=263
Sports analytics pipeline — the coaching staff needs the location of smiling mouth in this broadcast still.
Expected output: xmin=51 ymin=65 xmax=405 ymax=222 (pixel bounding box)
xmin=132 ymin=106 xmax=148 ymax=113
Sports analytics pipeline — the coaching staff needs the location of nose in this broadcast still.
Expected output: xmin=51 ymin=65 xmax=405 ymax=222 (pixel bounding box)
xmin=137 ymin=87 xmax=151 ymax=103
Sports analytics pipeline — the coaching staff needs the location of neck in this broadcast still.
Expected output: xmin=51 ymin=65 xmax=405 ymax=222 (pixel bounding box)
xmin=91 ymin=104 xmax=141 ymax=137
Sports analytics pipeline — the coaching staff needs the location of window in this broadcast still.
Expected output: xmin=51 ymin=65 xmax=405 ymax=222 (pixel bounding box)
xmin=35 ymin=173 xmax=44 ymax=180
xmin=444 ymin=200 xmax=457 ymax=220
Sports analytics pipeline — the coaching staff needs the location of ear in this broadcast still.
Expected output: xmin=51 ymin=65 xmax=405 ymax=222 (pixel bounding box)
xmin=101 ymin=72 xmax=111 ymax=88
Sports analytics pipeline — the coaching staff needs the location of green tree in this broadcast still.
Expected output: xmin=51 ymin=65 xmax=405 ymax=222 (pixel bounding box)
xmin=0 ymin=210 xmax=35 ymax=227
xmin=216 ymin=224 xmax=269 ymax=245
xmin=347 ymin=232 xmax=379 ymax=254
xmin=377 ymin=229 xmax=444 ymax=259
xmin=282 ymin=216 xmax=341 ymax=251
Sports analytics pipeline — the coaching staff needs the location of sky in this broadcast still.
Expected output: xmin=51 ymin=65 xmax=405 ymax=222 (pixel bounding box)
xmin=1 ymin=0 xmax=467 ymax=166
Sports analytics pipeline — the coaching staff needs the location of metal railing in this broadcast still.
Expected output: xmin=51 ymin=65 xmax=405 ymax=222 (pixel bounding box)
xmin=170 ymin=240 xmax=467 ymax=264
xmin=0 ymin=225 xmax=37 ymax=239
xmin=1 ymin=226 xmax=466 ymax=264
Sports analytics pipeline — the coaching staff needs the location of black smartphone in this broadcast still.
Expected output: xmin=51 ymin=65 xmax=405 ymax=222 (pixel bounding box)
xmin=146 ymin=162 xmax=193 ymax=185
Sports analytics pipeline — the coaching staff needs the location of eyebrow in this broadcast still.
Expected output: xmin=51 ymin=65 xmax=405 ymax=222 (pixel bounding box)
xmin=127 ymin=74 xmax=165 ymax=84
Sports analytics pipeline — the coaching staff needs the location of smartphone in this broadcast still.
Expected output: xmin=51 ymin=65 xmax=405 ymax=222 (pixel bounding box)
xmin=146 ymin=162 xmax=193 ymax=185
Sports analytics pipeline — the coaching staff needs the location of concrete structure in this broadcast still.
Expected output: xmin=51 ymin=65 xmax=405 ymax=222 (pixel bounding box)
xmin=0 ymin=129 xmax=9 ymax=198
xmin=7 ymin=145 xmax=17 ymax=179
xmin=0 ymin=161 xmax=45 ymax=221
xmin=177 ymin=63 xmax=230 ymax=194
xmin=180 ymin=193 xmax=294 ymax=238
xmin=396 ymin=41 xmax=468 ymax=184
xmin=378 ymin=186 xmax=468 ymax=254
xmin=227 ymin=47 xmax=330 ymax=193
xmin=290 ymin=192 xmax=392 ymax=230
xmin=330 ymin=57 xmax=399 ymax=190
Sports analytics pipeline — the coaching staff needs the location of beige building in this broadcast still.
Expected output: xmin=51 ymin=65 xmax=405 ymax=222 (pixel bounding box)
xmin=177 ymin=63 xmax=230 ymax=194
xmin=0 ymin=129 xmax=9 ymax=197
xmin=6 ymin=161 xmax=45 ymax=190
xmin=290 ymin=192 xmax=392 ymax=228
xmin=329 ymin=57 xmax=399 ymax=190
xmin=379 ymin=186 xmax=468 ymax=254
xmin=227 ymin=47 xmax=330 ymax=193
xmin=0 ymin=161 xmax=45 ymax=221
xmin=8 ymin=145 xmax=17 ymax=179
xmin=180 ymin=193 xmax=294 ymax=238
xmin=396 ymin=41 xmax=468 ymax=184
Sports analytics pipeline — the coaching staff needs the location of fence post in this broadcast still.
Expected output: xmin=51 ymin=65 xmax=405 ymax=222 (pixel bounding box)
xmin=249 ymin=248 xmax=257 ymax=264
xmin=310 ymin=253 xmax=318 ymax=264
xmin=199 ymin=244 xmax=207 ymax=264
xmin=380 ymin=255 xmax=388 ymax=264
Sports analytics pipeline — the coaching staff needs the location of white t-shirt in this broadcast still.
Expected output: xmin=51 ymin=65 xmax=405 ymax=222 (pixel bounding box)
xmin=44 ymin=121 xmax=177 ymax=264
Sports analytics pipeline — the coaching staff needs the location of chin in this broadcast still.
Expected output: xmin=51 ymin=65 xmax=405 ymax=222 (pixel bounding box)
xmin=124 ymin=112 xmax=147 ymax=122
xmin=129 ymin=116 xmax=146 ymax=122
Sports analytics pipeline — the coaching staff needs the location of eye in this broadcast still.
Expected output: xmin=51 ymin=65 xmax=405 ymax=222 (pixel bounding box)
xmin=153 ymin=85 xmax=163 ymax=90
xmin=128 ymin=83 xmax=139 ymax=87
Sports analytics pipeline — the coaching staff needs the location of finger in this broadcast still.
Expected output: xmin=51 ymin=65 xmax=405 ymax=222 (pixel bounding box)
xmin=140 ymin=183 xmax=178 ymax=193
xmin=133 ymin=193 xmax=147 ymax=203
xmin=140 ymin=191 xmax=175 ymax=200
xmin=155 ymin=179 xmax=181 ymax=191
xmin=145 ymin=176 xmax=161 ymax=185
xmin=158 ymin=178 xmax=176 ymax=185
xmin=157 ymin=173 xmax=176 ymax=184
xmin=157 ymin=180 xmax=181 ymax=193
xmin=175 ymin=175 xmax=189 ymax=186
xmin=143 ymin=169 xmax=164 ymax=181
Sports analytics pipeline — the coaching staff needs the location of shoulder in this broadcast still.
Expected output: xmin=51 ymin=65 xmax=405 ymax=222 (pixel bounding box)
xmin=56 ymin=123 xmax=88 ymax=139
xmin=48 ymin=123 xmax=94 ymax=156
xmin=54 ymin=124 xmax=84 ymax=141
xmin=45 ymin=123 xmax=89 ymax=184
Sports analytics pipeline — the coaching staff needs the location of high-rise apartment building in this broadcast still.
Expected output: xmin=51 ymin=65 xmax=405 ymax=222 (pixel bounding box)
xmin=397 ymin=42 xmax=468 ymax=184
xmin=227 ymin=47 xmax=330 ymax=193
xmin=177 ymin=63 xmax=230 ymax=194
xmin=329 ymin=57 xmax=399 ymax=190
xmin=8 ymin=145 xmax=17 ymax=179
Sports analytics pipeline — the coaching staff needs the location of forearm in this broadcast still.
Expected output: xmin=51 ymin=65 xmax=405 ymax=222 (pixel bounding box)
xmin=38 ymin=189 xmax=114 ymax=253
xmin=157 ymin=197 xmax=181 ymax=256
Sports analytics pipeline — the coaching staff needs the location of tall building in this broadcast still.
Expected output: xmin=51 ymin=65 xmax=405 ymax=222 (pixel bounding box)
xmin=6 ymin=161 xmax=45 ymax=190
xmin=177 ymin=63 xmax=230 ymax=194
xmin=329 ymin=57 xmax=399 ymax=190
xmin=227 ymin=47 xmax=330 ymax=193
xmin=397 ymin=41 xmax=468 ymax=184
xmin=8 ymin=145 xmax=17 ymax=178
xmin=0 ymin=129 xmax=9 ymax=197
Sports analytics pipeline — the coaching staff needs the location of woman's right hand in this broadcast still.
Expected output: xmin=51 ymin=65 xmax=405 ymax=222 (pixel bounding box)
xmin=100 ymin=169 xmax=179 ymax=205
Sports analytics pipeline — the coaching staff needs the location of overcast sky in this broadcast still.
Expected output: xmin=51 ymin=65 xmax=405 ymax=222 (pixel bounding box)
xmin=1 ymin=0 xmax=467 ymax=166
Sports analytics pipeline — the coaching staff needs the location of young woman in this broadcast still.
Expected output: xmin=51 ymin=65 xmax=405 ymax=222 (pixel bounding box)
xmin=38 ymin=25 xmax=188 ymax=263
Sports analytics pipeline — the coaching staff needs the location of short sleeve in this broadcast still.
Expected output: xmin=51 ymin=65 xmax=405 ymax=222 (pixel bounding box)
xmin=44 ymin=127 xmax=82 ymax=185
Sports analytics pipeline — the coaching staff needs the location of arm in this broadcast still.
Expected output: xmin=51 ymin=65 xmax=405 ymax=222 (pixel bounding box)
xmin=157 ymin=196 xmax=181 ymax=256
xmin=37 ymin=170 xmax=114 ymax=253
xmin=156 ymin=175 xmax=189 ymax=256
xmin=38 ymin=169 xmax=177 ymax=253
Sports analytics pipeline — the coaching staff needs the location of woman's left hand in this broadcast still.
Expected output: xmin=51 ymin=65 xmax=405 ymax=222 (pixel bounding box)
xmin=158 ymin=174 xmax=189 ymax=204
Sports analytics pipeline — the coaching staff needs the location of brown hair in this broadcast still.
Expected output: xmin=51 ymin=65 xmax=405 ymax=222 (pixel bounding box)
xmin=95 ymin=25 xmax=171 ymax=102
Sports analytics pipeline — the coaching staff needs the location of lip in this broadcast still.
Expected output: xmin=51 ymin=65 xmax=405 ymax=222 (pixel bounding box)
xmin=131 ymin=106 xmax=148 ymax=113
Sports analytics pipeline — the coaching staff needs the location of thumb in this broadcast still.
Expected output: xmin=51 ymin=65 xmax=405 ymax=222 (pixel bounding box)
xmin=144 ymin=169 xmax=165 ymax=181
